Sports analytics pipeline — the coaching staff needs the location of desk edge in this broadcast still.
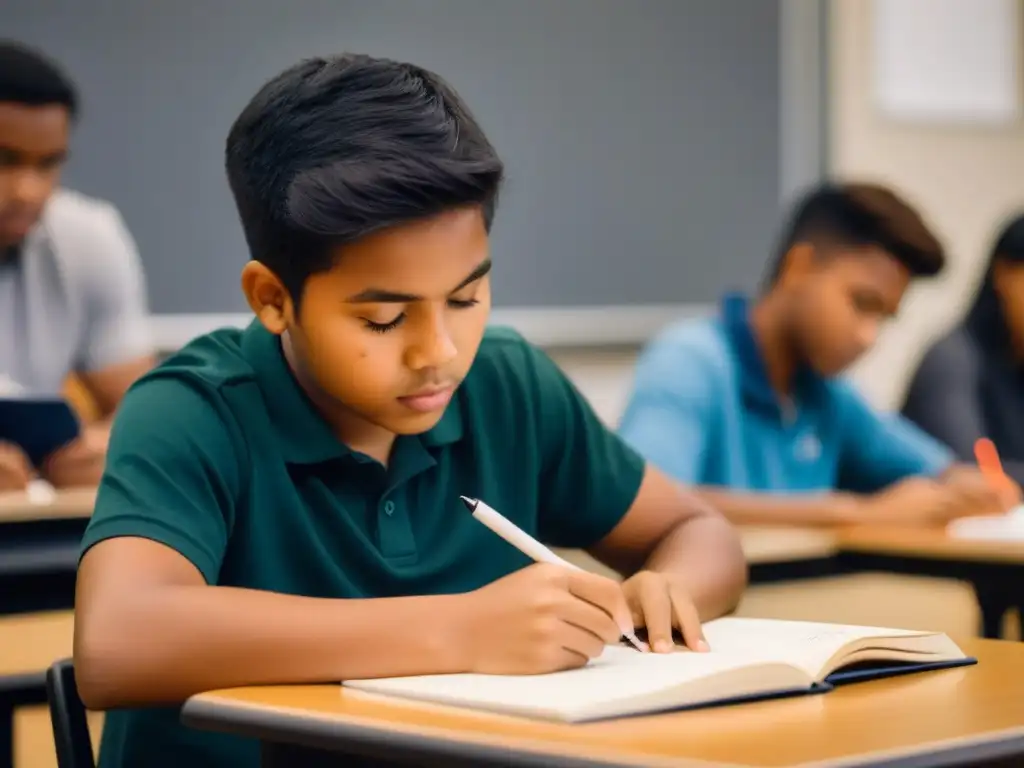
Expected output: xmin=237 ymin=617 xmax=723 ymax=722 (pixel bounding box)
xmin=180 ymin=694 xmax=735 ymax=768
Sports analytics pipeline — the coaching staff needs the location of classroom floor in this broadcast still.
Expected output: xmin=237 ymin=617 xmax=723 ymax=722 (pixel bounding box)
xmin=12 ymin=571 xmax=1002 ymax=768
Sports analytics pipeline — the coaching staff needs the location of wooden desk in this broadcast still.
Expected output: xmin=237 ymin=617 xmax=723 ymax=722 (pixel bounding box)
xmin=731 ymin=525 xmax=1024 ymax=638
xmin=0 ymin=612 xmax=74 ymax=768
xmin=0 ymin=488 xmax=94 ymax=524
xmin=182 ymin=638 xmax=1024 ymax=768
xmin=741 ymin=526 xmax=836 ymax=564
xmin=837 ymin=526 xmax=1024 ymax=639
xmin=840 ymin=525 xmax=1024 ymax=564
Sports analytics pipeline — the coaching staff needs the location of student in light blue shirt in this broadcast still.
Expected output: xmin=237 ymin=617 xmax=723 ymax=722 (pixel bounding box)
xmin=620 ymin=182 xmax=1020 ymax=527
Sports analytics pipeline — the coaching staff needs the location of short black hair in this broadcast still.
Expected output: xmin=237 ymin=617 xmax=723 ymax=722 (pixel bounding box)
xmin=765 ymin=182 xmax=945 ymax=285
xmin=226 ymin=53 xmax=504 ymax=302
xmin=0 ymin=40 xmax=78 ymax=118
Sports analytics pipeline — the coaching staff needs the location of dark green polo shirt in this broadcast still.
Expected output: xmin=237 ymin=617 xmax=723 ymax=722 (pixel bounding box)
xmin=80 ymin=320 xmax=646 ymax=768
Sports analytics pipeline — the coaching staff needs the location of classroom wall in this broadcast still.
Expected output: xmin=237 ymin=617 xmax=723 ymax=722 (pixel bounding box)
xmin=7 ymin=0 xmax=783 ymax=319
xmin=832 ymin=0 xmax=1024 ymax=410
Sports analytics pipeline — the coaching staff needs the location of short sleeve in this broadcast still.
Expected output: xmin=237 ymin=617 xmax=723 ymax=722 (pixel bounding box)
xmin=836 ymin=380 xmax=954 ymax=493
xmin=524 ymin=344 xmax=646 ymax=549
xmin=617 ymin=331 xmax=718 ymax=485
xmin=80 ymin=375 xmax=244 ymax=583
xmin=74 ymin=204 xmax=153 ymax=372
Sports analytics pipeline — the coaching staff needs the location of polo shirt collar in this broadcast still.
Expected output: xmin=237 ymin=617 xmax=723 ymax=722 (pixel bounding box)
xmin=719 ymin=292 xmax=826 ymax=414
xmin=240 ymin=319 xmax=462 ymax=464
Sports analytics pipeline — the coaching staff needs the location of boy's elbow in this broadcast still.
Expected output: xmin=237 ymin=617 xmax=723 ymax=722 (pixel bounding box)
xmin=716 ymin=522 xmax=749 ymax=614
xmin=74 ymin=611 xmax=132 ymax=710
xmin=696 ymin=510 xmax=749 ymax=618
xmin=74 ymin=648 xmax=116 ymax=711
xmin=721 ymin=547 xmax=750 ymax=615
xmin=74 ymin=582 xmax=158 ymax=710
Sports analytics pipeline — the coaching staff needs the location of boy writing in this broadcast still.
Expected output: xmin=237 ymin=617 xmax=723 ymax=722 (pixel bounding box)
xmin=619 ymin=183 xmax=1018 ymax=527
xmin=74 ymin=54 xmax=747 ymax=767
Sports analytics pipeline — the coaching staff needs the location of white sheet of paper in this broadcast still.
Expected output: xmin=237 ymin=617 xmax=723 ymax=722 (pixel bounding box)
xmin=26 ymin=478 xmax=56 ymax=506
xmin=947 ymin=505 xmax=1024 ymax=540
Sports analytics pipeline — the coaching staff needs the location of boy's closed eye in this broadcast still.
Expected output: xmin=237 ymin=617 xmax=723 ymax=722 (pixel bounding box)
xmin=361 ymin=295 xmax=482 ymax=334
xmin=353 ymin=257 xmax=491 ymax=334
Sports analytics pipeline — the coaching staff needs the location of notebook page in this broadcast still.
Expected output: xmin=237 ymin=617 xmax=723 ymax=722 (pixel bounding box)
xmin=345 ymin=645 xmax=767 ymax=719
xmin=948 ymin=505 xmax=1024 ymax=540
xmin=702 ymin=618 xmax=933 ymax=678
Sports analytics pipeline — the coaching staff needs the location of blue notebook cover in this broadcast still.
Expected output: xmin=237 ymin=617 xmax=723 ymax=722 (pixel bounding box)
xmin=824 ymin=656 xmax=978 ymax=685
xmin=606 ymin=657 xmax=978 ymax=721
xmin=0 ymin=398 xmax=80 ymax=467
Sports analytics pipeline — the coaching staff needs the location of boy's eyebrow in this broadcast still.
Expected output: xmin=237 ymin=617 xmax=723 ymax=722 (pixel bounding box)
xmin=345 ymin=258 xmax=492 ymax=303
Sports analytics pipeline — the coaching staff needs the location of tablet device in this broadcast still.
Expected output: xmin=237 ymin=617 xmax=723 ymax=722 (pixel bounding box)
xmin=0 ymin=397 xmax=81 ymax=467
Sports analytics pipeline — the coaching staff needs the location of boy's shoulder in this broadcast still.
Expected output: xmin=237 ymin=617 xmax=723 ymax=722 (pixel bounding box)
xmin=138 ymin=325 xmax=255 ymax=392
xmin=37 ymin=188 xmax=138 ymax=283
xmin=472 ymin=324 xmax=537 ymax=365
xmin=636 ymin=314 xmax=736 ymax=384
xmin=462 ymin=324 xmax=556 ymax=397
xmin=41 ymin=187 xmax=123 ymax=236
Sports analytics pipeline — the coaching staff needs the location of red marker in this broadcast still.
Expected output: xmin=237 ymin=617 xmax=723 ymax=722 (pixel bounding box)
xmin=975 ymin=438 xmax=1013 ymax=494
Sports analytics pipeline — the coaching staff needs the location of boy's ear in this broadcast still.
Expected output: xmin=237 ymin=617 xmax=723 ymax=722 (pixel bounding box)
xmin=774 ymin=242 xmax=817 ymax=290
xmin=240 ymin=261 xmax=293 ymax=335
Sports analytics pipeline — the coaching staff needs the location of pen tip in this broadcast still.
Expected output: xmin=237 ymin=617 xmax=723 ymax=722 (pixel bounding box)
xmin=459 ymin=495 xmax=477 ymax=511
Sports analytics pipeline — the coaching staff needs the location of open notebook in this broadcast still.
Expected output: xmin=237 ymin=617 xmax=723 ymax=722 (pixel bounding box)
xmin=343 ymin=617 xmax=974 ymax=722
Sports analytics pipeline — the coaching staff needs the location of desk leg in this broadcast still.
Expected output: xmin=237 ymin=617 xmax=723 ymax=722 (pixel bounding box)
xmin=0 ymin=706 xmax=12 ymax=768
xmin=973 ymin=579 xmax=1012 ymax=639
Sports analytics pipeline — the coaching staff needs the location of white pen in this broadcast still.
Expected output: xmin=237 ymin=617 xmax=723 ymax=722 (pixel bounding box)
xmin=460 ymin=495 xmax=648 ymax=652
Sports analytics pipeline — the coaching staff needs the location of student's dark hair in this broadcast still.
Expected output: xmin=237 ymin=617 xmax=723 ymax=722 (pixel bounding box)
xmin=764 ymin=182 xmax=945 ymax=286
xmin=225 ymin=53 xmax=504 ymax=302
xmin=0 ymin=41 xmax=78 ymax=118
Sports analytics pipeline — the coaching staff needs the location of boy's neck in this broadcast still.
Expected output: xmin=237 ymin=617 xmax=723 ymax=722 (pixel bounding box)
xmin=747 ymin=294 xmax=798 ymax=398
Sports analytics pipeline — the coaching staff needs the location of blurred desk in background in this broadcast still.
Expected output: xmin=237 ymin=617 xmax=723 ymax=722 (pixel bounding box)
xmin=742 ymin=524 xmax=1024 ymax=639
xmin=0 ymin=489 xmax=95 ymax=616
xmin=839 ymin=526 xmax=1024 ymax=640
xmin=740 ymin=526 xmax=839 ymax=583
xmin=0 ymin=489 xmax=94 ymax=524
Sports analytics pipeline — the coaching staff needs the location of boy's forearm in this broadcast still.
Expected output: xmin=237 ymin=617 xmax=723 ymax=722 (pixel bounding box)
xmin=695 ymin=487 xmax=862 ymax=527
xmin=643 ymin=512 xmax=748 ymax=620
xmin=75 ymin=586 xmax=467 ymax=709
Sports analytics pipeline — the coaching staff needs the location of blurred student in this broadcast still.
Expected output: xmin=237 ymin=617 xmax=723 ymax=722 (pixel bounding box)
xmin=619 ymin=183 xmax=1017 ymax=527
xmin=902 ymin=214 xmax=1024 ymax=486
xmin=73 ymin=53 xmax=746 ymax=766
xmin=0 ymin=41 xmax=155 ymax=490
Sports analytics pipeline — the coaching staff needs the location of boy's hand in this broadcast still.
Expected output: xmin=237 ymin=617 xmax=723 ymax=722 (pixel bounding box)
xmin=942 ymin=465 xmax=1020 ymax=514
xmin=855 ymin=477 xmax=983 ymax=526
xmin=0 ymin=441 xmax=32 ymax=492
xmin=621 ymin=570 xmax=708 ymax=654
xmin=43 ymin=425 xmax=109 ymax=489
xmin=458 ymin=563 xmax=633 ymax=675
